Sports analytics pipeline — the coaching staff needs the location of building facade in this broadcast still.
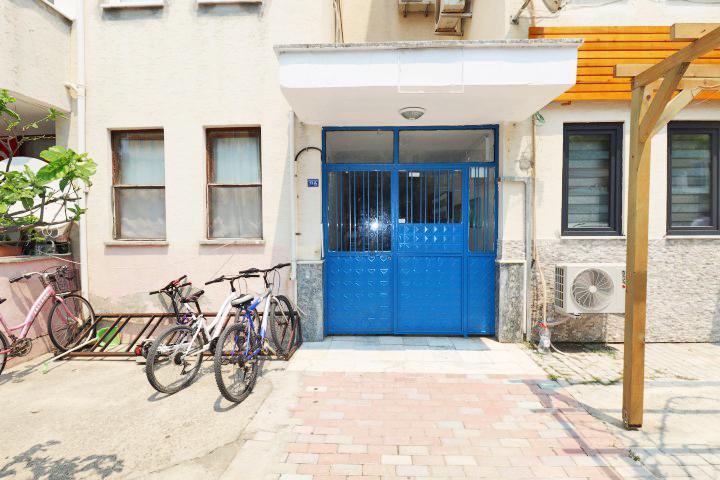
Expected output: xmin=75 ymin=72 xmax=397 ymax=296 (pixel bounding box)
xmin=5 ymin=0 xmax=720 ymax=344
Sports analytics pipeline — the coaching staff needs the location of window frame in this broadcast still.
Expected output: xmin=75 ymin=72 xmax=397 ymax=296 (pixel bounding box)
xmin=205 ymin=127 xmax=263 ymax=240
xmin=111 ymin=129 xmax=166 ymax=240
xmin=666 ymin=121 xmax=720 ymax=235
xmin=561 ymin=122 xmax=624 ymax=236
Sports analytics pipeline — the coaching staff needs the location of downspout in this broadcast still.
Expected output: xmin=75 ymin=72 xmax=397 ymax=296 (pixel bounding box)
xmin=498 ymin=176 xmax=533 ymax=338
xmin=76 ymin=0 xmax=89 ymax=299
xmin=288 ymin=112 xmax=297 ymax=302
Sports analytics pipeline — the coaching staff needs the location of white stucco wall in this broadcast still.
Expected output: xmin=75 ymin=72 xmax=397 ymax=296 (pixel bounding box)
xmin=83 ymin=1 xmax=334 ymax=311
xmin=0 ymin=0 xmax=72 ymax=112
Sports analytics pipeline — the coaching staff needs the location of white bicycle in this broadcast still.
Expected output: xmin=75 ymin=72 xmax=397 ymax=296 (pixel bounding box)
xmin=145 ymin=272 xmax=259 ymax=394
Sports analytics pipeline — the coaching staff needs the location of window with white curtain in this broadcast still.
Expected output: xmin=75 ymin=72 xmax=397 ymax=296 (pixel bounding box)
xmin=562 ymin=123 xmax=623 ymax=236
xmin=207 ymin=128 xmax=262 ymax=239
xmin=112 ymin=130 xmax=166 ymax=240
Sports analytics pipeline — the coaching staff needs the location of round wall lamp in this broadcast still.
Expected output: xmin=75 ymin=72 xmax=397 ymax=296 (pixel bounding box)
xmin=399 ymin=107 xmax=426 ymax=121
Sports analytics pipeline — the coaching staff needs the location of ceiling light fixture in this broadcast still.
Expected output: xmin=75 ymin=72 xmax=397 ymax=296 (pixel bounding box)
xmin=399 ymin=107 xmax=426 ymax=121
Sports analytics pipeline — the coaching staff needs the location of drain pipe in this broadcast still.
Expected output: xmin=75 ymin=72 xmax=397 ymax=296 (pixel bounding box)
xmin=498 ymin=176 xmax=533 ymax=338
xmin=75 ymin=0 xmax=89 ymax=299
xmin=288 ymin=112 xmax=297 ymax=301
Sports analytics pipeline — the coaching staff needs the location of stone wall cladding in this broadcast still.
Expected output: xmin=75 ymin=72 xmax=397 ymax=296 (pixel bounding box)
xmin=496 ymin=262 xmax=525 ymax=342
xmin=297 ymin=261 xmax=324 ymax=342
xmin=502 ymin=239 xmax=720 ymax=343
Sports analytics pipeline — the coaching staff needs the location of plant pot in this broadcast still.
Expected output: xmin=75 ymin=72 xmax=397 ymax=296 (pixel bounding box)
xmin=0 ymin=244 xmax=22 ymax=257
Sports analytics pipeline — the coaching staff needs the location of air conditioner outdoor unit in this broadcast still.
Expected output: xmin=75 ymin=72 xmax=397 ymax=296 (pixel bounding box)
xmin=554 ymin=263 xmax=626 ymax=315
xmin=438 ymin=0 xmax=466 ymax=13
xmin=433 ymin=0 xmax=470 ymax=35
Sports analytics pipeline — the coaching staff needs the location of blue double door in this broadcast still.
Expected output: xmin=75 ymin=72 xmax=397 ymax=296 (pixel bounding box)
xmin=323 ymin=127 xmax=497 ymax=336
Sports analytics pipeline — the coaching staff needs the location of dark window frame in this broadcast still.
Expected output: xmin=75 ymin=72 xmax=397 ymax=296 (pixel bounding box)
xmin=562 ymin=122 xmax=624 ymax=236
xmin=111 ymin=129 xmax=166 ymax=240
xmin=666 ymin=121 xmax=720 ymax=235
xmin=205 ymin=127 xmax=263 ymax=239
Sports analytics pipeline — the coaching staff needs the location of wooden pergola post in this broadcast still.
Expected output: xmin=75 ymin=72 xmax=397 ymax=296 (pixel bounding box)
xmin=615 ymin=24 xmax=720 ymax=429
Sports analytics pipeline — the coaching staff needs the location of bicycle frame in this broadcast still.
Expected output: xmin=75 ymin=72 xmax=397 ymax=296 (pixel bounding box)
xmin=176 ymin=289 xmax=245 ymax=358
xmin=0 ymin=285 xmax=80 ymax=355
xmin=240 ymin=287 xmax=275 ymax=359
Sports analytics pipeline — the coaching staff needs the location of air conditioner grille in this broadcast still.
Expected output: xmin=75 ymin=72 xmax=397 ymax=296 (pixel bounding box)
xmin=571 ymin=268 xmax=614 ymax=311
xmin=554 ymin=266 xmax=564 ymax=309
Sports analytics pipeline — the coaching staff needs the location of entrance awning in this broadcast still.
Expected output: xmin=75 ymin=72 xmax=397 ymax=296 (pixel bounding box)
xmin=274 ymin=40 xmax=582 ymax=126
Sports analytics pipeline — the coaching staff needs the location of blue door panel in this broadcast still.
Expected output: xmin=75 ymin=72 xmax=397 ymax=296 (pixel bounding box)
xmin=466 ymin=256 xmax=496 ymax=334
xmin=323 ymin=126 xmax=498 ymax=336
xmin=325 ymin=255 xmax=393 ymax=334
xmin=396 ymin=224 xmax=464 ymax=253
xmin=397 ymin=256 xmax=463 ymax=333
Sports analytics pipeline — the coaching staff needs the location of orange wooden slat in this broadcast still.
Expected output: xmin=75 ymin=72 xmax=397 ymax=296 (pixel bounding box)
xmin=538 ymin=34 xmax=672 ymax=41
xmin=576 ymin=75 xmax=631 ymax=83
xmin=580 ymin=42 xmax=693 ymax=51
xmin=577 ymin=66 xmax=615 ymax=75
xmin=569 ymin=84 xmax=632 ymax=92
xmin=578 ymin=57 xmax=720 ymax=65
xmin=577 ymin=50 xmax=720 ymax=58
xmin=530 ymin=26 xmax=670 ymax=35
xmin=557 ymin=92 xmax=633 ymax=101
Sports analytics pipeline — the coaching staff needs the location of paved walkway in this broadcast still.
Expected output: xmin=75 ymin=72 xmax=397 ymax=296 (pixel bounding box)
xmin=222 ymin=336 xmax=649 ymax=479
xmin=527 ymin=342 xmax=720 ymax=479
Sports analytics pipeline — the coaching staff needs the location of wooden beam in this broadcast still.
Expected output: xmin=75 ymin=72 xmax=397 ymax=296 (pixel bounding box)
xmin=652 ymin=88 xmax=700 ymax=136
xmin=634 ymin=26 xmax=720 ymax=87
xmin=671 ymin=23 xmax=720 ymax=40
xmin=615 ymin=63 xmax=720 ymax=79
xmin=623 ymin=85 xmax=652 ymax=429
xmin=638 ymin=63 xmax=690 ymax=143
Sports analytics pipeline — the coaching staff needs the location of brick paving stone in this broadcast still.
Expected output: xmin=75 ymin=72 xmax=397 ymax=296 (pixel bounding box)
xmin=270 ymin=371 xmax=643 ymax=479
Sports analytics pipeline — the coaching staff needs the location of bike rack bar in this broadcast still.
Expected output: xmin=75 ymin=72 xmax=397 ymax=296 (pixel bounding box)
xmin=64 ymin=309 xmax=303 ymax=360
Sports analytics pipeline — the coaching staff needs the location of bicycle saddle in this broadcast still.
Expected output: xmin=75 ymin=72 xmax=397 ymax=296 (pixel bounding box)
xmin=180 ymin=290 xmax=204 ymax=303
xmin=0 ymin=297 xmax=5 ymax=305
xmin=231 ymin=293 xmax=254 ymax=308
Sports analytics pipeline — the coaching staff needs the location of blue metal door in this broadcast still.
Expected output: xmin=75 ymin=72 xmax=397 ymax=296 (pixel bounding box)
xmin=323 ymin=127 xmax=497 ymax=336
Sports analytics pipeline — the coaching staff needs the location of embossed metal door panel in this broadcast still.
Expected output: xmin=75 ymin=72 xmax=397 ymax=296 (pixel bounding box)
xmin=396 ymin=169 xmax=464 ymax=333
xmin=325 ymin=170 xmax=393 ymax=334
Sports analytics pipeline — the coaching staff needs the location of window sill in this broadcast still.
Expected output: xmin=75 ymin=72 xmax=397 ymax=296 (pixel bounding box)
xmin=560 ymin=236 xmax=626 ymax=240
xmin=199 ymin=238 xmax=265 ymax=246
xmin=197 ymin=0 xmax=261 ymax=4
xmin=0 ymin=254 xmax=72 ymax=265
xmin=101 ymin=1 xmax=165 ymax=10
xmin=104 ymin=240 xmax=168 ymax=247
xmin=665 ymin=235 xmax=720 ymax=240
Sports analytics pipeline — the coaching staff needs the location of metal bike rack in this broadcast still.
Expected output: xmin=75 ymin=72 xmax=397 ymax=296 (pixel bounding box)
xmin=65 ymin=311 xmax=302 ymax=359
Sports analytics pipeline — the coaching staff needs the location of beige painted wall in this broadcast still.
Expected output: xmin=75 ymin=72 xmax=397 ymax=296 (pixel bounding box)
xmin=497 ymin=101 xmax=720 ymax=250
xmin=83 ymin=1 xmax=333 ymax=311
xmin=0 ymin=0 xmax=72 ymax=112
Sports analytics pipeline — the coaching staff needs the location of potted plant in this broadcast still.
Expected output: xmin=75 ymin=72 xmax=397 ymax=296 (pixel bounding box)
xmin=0 ymin=234 xmax=21 ymax=257
xmin=0 ymin=89 xmax=96 ymax=254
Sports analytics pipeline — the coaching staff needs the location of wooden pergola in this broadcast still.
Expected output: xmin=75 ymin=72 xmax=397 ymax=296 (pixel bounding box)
xmin=613 ymin=23 xmax=720 ymax=429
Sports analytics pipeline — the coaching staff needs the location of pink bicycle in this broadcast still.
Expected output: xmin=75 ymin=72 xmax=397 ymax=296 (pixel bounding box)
xmin=0 ymin=266 xmax=96 ymax=375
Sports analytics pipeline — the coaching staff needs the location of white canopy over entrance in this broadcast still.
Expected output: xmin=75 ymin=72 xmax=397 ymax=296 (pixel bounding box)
xmin=275 ymin=40 xmax=582 ymax=126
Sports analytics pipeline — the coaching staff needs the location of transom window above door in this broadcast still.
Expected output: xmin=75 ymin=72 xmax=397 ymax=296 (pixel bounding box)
xmin=562 ymin=123 xmax=624 ymax=236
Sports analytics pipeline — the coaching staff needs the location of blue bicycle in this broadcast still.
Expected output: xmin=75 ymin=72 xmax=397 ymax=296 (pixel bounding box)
xmin=213 ymin=263 xmax=298 ymax=403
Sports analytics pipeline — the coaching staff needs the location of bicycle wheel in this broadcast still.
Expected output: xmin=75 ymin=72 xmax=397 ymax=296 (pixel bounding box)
xmin=0 ymin=331 xmax=8 ymax=376
xmin=146 ymin=325 xmax=204 ymax=394
xmin=47 ymin=294 xmax=96 ymax=352
xmin=268 ymin=295 xmax=297 ymax=358
xmin=214 ymin=320 xmax=260 ymax=403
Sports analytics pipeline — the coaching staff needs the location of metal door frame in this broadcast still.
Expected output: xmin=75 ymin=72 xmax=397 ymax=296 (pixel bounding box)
xmin=322 ymin=125 xmax=499 ymax=336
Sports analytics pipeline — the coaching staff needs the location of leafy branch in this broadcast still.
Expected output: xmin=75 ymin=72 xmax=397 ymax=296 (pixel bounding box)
xmin=0 ymin=89 xmax=96 ymax=243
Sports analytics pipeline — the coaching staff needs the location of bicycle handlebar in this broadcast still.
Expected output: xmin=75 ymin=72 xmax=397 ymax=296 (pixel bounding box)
xmin=149 ymin=276 xmax=190 ymax=295
xmin=204 ymin=273 xmax=259 ymax=286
